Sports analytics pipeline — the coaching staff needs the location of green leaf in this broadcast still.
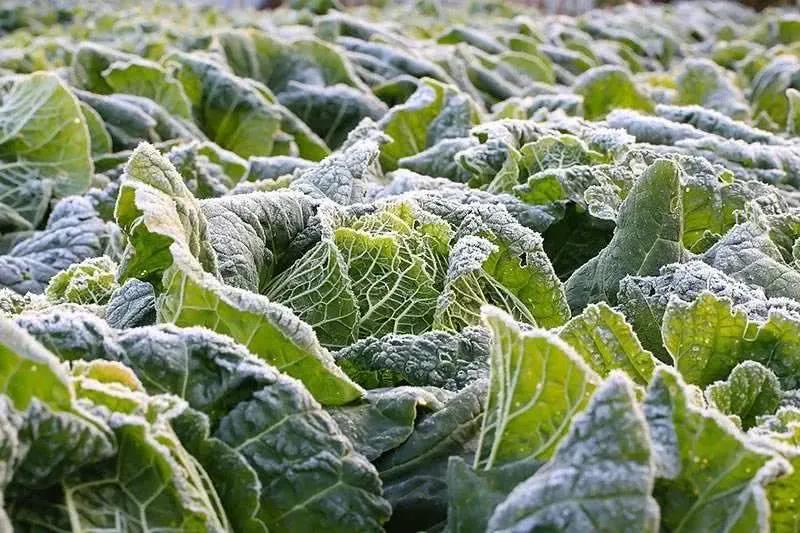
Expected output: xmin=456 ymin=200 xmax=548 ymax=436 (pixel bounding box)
xmin=663 ymin=291 xmax=800 ymax=389
xmin=662 ymin=292 xmax=750 ymax=387
xmin=750 ymin=407 xmax=800 ymax=533
xmin=705 ymin=361 xmax=781 ymax=429
xmin=159 ymin=245 xmax=363 ymax=406
xmin=102 ymin=57 xmax=193 ymax=119
xmin=72 ymin=42 xmax=134 ymax=94
xmin=105 ymin=279 xmax=157 ymax=329
xmin=559 ymin=302 xmax=658 ymax=385
xmin=379 ymin=78 xmax=475 ymax=170
xmin=675 ymin=58 xmax=748 ymax=119
xmin=446 ymin=456 xmax=541 ymax=533
xmin=201 ymin=190 xmax=316 ymax=293
xmin=74 ymin=90 xmax=159 ymax=149
xmin=617 ymin=260 xmax=766 ymax=359
xmin=489 ymin=373 xmax=659 ymax=533
xmin=681 ymin=167 xmax=779 ymax=253
xmin=565 ymin=159 xmax=684 ymax=313
xmin=398 ymin=137 xmax=475 ymax=183
xmin=266 ymin=237 xmax=360 ymax=349
xmin=214 ymin=384 xmax=390 ymax=532
xmin=439 ymin=210 xmax=570 ymax=330
xmin=115 ymin=143 xmax=218 ymax=288
xmin=334 ymin=326 xmax=489 ymax=391
xmin=750 ymin=56 xmax=800 ymax=132
xmin=376 ymin=379 xmax=487 ymax=532
xmin=168 ymin=52 xmax=282 ymax=158
xmin=434 ymin=236 xmax=538 ymax=331
xmin=217 ymin=29 xmax=367 ymax=95
xmin=290 ymin=138 xmax=383 ymax=205
xmin=0 ymin=319 xmax=72 ymax=412
xmin=172 ymin=408 xmax=269 ymax=533
xmin=787 ymin=88 xmax=800 ymax=135
xmin=573 ymin=66 xmax=654 ymax=119
xmin=702 ymin=213 xmax=800 ymax=301
xmin=475 ymin=306 xmax=600 ymax=470
xmin=644 ymin=367 xmax=786 ymax=533
xmin=336 ymin=203 xmax=446 ymax=339
xmin=278 ymin=82 xmax=388 ymax=150
xmin=328 ymin=386 xmax=446 ymax=460
xmin=116 ymin=144 xmax=362 ymax=405
xmin=79 ymin=100 xmax=112 ymax=156
xmin=0 ymin=73 xmax=93 ymax=226
xmin=62 ymin=391 xmax=229 ymax=532
xmin=518 ymin=134 xmax=603 ymax=174
xmin=0 ymin=320 xmax=115 ymax=490
xmin=0 ymin=197 xmax=109 ymax=295
xmin=18 ymin=310 xmax=391 ymax=532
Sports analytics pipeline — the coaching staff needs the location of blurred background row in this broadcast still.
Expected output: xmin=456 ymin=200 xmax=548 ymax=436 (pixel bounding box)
xmin=230 ymin=0 xmax=798 ymax=13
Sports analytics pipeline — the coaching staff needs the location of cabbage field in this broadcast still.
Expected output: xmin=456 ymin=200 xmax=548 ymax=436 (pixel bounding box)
xmin=2 ymin=0 xmax=800 ymax=531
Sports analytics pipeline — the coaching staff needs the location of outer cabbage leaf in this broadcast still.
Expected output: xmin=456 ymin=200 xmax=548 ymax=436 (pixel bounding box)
xmin=328 ymin=386 xmax=447 ymax=460
xmin=79 ymin=100 xmax=112 ymax=156
xmin=216 ymin=29 xmax=367 ymax=95
xmin=105 ymin=279 xmax=156 ymax=329
xmin=17 ymin=311 xmax=391 ymax=532
xmin=101 ymin=57 xmax=193 ymax=119
xmin=573 ymin=66 xmax=653 ymax=119
xmin=702 ymin=213 xmax=800 ymax=301
xmin=489 ymin=373 xmax=659 ymax=533
xmin=434 ymin=236 xmax=538 ymax=331
xmin=60 ymin=389 xmax=229 ymax=533
xmin=565 ymin=159 xmax=684 ymax=313
xmin=291 ymin=137 xmax=383 ymax=205
xmin=200 ymin=190 xmax=316 ymax=292
xmin=749 ymin=56 xmax=800 ymax=131
xmin=662 ymin=291 xmax=800 ymax=389
xmin=675 ymin=58 xmax=748 ymax=119
xmin=559 ymin=302 xmax=658 ymax=385
xmin=278 ymin=82 xmax=388 ymax=150
xmin=168 ymin=52 xmax=282 ymax=158
xmin=376 ymin=379 xmax=487 ymax=532
xmin=618 ymin=260 xmax=766 ymax=359
xmin=644 ymin=367 xmax=787 ymax=532
xmin=0 ymin=320 xmax=115 ymax=504
xmin=0 ymin=72 xmax=93 ymax=226
xmin=705 ymin=360 xmax=781 ymax=429
xmin=475 ymin=306 xmax=600 ymax=470
xmin=378 ymin=78 xmax=476 ymax=170
xmin=0 ymin=197 xmax=109 ymax=295
xmin=655 ymin=104 xmax=775 ymax=144
xmin=446 ymin=456 xmax=541 ymax=533
xmin=749 ymin=407 xmax=800 ymax=532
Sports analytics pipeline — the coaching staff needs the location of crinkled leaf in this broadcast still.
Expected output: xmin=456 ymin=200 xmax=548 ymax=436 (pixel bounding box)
xmin=335 ymin=326 xmax=490 ymax=391
xmin=489 ymin=373 xmax=659 ymax=533
xmin=0 ymin=197 xmax=108 ymax=295
xmin=644 ymin=367 xmax=786 ymax=532
xmin=705 ymin=361 xmax=781 ymax=429
xmin=559 ymin=302 xmax=658 ymax=385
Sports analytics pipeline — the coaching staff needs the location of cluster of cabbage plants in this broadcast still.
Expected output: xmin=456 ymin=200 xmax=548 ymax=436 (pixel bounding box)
xmin=2 ymin=0 xmax=800 ymax=531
